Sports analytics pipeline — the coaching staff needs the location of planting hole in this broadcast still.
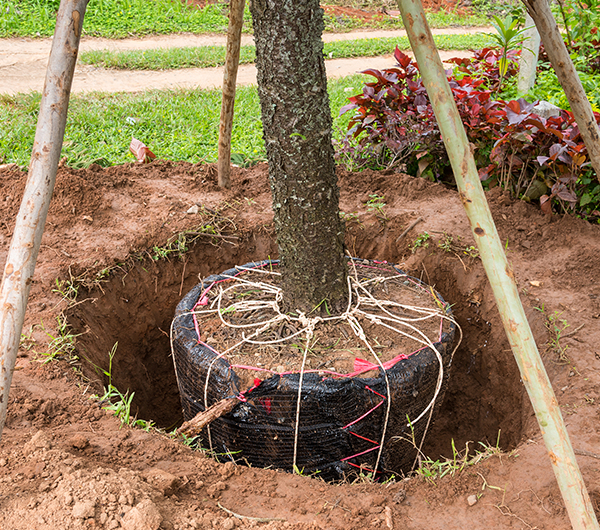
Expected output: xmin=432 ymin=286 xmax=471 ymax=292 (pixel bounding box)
xmin=66 ymin=227 xmax=536 ymax=461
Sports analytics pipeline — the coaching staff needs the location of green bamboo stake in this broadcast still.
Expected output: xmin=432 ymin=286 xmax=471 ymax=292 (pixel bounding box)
xmin=394 ymin=1 xmax=599 ymax=529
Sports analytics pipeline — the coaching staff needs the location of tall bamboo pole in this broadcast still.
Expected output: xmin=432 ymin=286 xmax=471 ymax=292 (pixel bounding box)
xmin=0 ymin=0 xmax=89 ymax=441
xmin=522 ymin=0 xmax=600 ymax=181
xmin=395 ymin=1 xmax=599 ymax=529
xmin=217 ymin=0 xmax=245 ymax=189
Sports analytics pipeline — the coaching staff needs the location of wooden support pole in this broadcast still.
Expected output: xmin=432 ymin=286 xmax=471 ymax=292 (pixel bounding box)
xmin=217 ymin=0 xmax=246 ymax=189
xmin=0 ymin=0 xmax=89 ymax=441
xmin=395 ymin=1 xmax=599 ymax=529
xmin=522 ymin=0 xmax=600 ymax=181
xmin=517 ymin=11 xmax=541 ymax=95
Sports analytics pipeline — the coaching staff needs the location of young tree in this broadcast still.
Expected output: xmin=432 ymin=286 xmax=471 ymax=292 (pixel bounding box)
xmin=249 ymin=0 xmax=348 ymax=315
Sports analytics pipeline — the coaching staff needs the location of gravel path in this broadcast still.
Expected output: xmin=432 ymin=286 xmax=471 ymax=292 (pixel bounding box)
xmin=0 ymin=27 xmax=490 ymax=94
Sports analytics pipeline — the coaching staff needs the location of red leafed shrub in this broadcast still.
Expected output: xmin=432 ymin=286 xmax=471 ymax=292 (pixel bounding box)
xmin=336 ymin=47 xmax=600 ymax=218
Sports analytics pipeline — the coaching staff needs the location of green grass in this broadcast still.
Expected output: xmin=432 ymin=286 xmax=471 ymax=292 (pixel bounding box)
xmin=0 ymin=0 xmax=246 ymax=38
xmin=80 ymin=33 xmax=490 ymax=71
xmin=0 ymin=75 xmax=363 ymax=168
xmin=1 ymin=0 xmax=490 ymax=38
xmin=322 ymin=8 xmax=491 ymax=32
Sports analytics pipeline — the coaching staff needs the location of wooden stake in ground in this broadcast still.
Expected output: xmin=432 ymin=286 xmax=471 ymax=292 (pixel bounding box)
xmin=217 ymin=0 xmax=245 ymax=189
xmin=522 ymin=0 xmax=600 ymax=181
xmin=395 ymin=1 xmax=599 ymax=529
xmin=517 ymin=11 xmax=541 ymax=95
xmin=0 ymin=0 xmax=89 ymax=441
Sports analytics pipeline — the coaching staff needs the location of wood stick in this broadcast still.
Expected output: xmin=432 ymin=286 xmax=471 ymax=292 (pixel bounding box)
xmin=0 ymin=0 xmax=89 ymax=441
xmin=395 ymin=216 xmax=423 ymax=245
xmin=395 ymin=1 xmax=599 ymax=528
xmin=217 ymin=0 xmax=246 ymax=188
xmin=177 ymin=398 xmax=237 ymax=437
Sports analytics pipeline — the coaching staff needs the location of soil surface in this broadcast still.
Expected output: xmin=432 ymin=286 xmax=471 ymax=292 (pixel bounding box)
xmin=2 ymin=159 xmax=600 ymax=529
xmin=0 ymin=26 xmax=488 ymax=94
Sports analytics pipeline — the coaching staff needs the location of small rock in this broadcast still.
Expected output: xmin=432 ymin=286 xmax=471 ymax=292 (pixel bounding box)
xmin=26 ymin=430 xmax=51 ymax=451
xmin=218 ymin=461 xmax=235 ymax=479
xmin=144 ymin=469 xmax=180 ymax=496
xmin=207 ymin=481 xmax=227 ymax=497
xmin=393 ymin=489 xmax=406 ymax=504
xmin=372 ymin=494 xmax=385 ymax=506
xmin=72 ymin=500 xmax=96 ymax=519
xmin=222 ymin=518 xmax=236 ymax=530
xmin=534 ymin=100 xmax=561 ymax=119
xmin=384 ymin=506 xmax=393 ymax=529
xmin=187 ymin=204 xmax=200 ymax=214
xmin=121 ymin=499 xmax=163 ymax=530
xmin=467 ymin=494 xmax=478 ymax=506
xmin=0 ymin=458 xmax=7 ymax=467
xmin=69 ymin=434 xmax=89 ymax=450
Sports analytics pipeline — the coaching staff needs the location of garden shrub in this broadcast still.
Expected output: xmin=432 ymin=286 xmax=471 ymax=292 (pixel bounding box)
xmin=337 ymin=46 xmax=600 ymax=221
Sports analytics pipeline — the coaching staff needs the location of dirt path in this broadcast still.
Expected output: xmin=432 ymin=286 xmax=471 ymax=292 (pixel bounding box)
xmin=0 ymin=27 xmax=490 ymax=94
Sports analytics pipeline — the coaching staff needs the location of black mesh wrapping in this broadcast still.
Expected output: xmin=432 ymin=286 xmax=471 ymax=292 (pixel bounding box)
xmin=172 ymin=260 xmax=456 ymax=481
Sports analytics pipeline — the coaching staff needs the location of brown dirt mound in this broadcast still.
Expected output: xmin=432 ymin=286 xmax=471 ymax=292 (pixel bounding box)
xmin=2 ymin=161 xmax=600 ymax=529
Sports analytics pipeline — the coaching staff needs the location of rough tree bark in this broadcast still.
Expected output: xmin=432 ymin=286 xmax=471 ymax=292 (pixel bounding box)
xmin=522 ymin=0 xmax=600 ymax=181
xmin=249 ymin=0 xmax=348 ymax=314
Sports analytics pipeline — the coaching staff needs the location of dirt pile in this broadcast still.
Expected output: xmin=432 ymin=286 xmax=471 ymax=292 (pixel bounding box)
xmin=2 ymin=161 xmax=600 ymax=529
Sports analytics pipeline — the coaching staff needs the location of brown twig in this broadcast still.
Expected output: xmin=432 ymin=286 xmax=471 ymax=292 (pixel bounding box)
xmin=187 ymin=232 xmax=239 ymax=240
xmin=574 ymin=448 xmax=600 ymax=460
xmin=176 ymin=398 xmax=237 ymax=437
xmin=179 ymin=259 xmax=187 ymax=297
xmin=561 ymin=323 xmax=584 ymax=339
xmin=395 ymin=216 xmax=423 ymax=245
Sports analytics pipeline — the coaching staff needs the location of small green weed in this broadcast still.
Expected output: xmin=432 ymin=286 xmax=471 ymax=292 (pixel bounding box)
xmin=365 ymin=193 xmax=387 ymax=220
xmin=416 ymin=433 xmax=511 ymax=484
xmin=410 ymin=232 xmax=431 ymax=253
xmin=35 ymin=314 xmax=80 ymax=364
xmin=340 ymin=211 xmax=362 ymax=226
xmin=93 ymin=342 xmax=154 ymax=430
xmin=535 ymin=305 xmax=572 ymax=363
xmin=52 ymin=277 xmax=79 ymax=303
xmin=437 ymin=232 xmax=480 ymax=259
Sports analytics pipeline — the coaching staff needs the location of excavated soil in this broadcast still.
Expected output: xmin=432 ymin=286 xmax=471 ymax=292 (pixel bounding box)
xmin=2 ymin=160 xmax=600 ymax=529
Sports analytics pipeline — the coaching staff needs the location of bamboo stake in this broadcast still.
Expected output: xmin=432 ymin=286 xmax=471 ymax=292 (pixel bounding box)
xmin=395 ymin=1 xmax=599 ymax=529
xmin=217 ymin=0 xmax=245 ymax=189
xmin=0 ymin=0 xmax=89 ymax=441
xmin=522 ymin=0 xmax=600 ymax=181
xmin=517 ymin=11 xmax=541 ymax=95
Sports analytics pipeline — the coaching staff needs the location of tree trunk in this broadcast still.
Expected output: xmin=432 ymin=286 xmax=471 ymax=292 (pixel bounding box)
xmin=522 ymin=0 xmax=600 ymax=181
xmin=249 ymin=0 xmax=348 ymax=314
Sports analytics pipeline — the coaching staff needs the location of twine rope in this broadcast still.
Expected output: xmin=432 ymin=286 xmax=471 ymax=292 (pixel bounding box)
xmin=170 ymin=261 xmax=461 ymax=475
